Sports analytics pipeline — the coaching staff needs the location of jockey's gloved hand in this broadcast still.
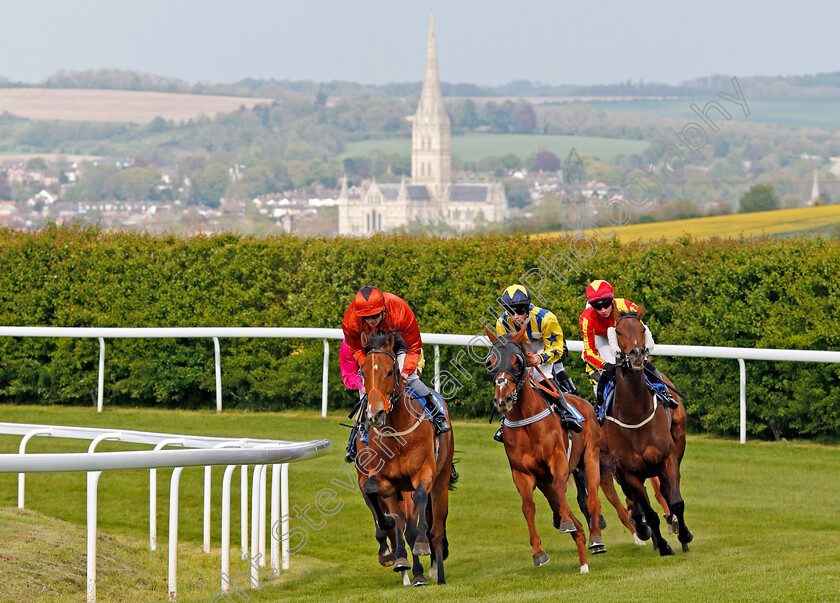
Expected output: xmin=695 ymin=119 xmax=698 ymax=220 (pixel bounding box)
xmin=603 ymin=362 xmax=616 ymax=378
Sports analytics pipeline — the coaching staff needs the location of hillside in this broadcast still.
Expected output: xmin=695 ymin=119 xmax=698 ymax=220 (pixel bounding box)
xmin=0 ymin=88 xmax=274 ymax=123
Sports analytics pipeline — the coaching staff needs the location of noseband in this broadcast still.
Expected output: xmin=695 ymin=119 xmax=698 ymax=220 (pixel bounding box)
xmin=367 ymin=347 xmax=404 ymax=413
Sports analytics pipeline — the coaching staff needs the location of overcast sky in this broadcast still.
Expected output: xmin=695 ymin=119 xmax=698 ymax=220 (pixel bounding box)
xmin=2 ymin=0 xmax=839 ymax=87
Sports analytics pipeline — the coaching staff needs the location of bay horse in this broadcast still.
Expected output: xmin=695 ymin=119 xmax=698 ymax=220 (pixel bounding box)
xmin=484 ymin=326 xmax=601 ymax=572
xmin=602 ymin=307 xmax=693 ymax=555
xmin=353 ymin=330 xmax=455 ymax=586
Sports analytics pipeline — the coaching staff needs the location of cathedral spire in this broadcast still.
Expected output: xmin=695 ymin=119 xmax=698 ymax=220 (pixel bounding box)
xmin=411 ymin=11 xmax=451 ymax=198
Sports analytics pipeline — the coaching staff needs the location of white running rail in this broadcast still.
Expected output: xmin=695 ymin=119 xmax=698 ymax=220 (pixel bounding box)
xmin=0 ymin=422 xmax=331 ymax=602
xmin=0 ymin=326 xmax=838 ymax=442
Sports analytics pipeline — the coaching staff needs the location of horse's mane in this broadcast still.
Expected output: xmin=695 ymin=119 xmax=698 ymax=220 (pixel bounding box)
xmin=364 ymin=330 xmax=408 ymax=355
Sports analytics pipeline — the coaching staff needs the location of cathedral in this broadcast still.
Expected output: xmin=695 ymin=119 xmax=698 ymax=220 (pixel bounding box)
xmin=337 ymin=15 xmax=508 ymax=236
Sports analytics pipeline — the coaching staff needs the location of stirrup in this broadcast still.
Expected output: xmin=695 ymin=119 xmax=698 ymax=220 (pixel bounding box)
xmin=433 ymin=415 xmax=451 ymax=434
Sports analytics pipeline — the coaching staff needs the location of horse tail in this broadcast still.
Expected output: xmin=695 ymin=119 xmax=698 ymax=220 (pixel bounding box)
xmin=448 ymin=457 xmax=460 ymax=491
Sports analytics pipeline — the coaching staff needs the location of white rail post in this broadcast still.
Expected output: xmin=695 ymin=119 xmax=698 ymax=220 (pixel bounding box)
xmin=18 ymin=427 xmax=52 ymax=509
xmin=150 ymin=438 xmax=185 ymax=551
xmin=220 ymin=464 xmax=237 ymax=592
xmin=270 ymin=463 xmax=280 ymax=574
xmin=434 ymin=345 xmax=440 ymax=392
xmin=97 ymin=337 xmax=105 ymax=413
xmin=322 ymin=339 xmax=330 ymax=417
xmin=259 ymin=465 xmax=267 ymax=566
xmin=86 ymin=432 xmax=122 ymax=603
xmin=213 ymin=337 xmax=222 ymax=413
xmin=738 ymin=358 xmax=747 ymax=444
xmin=168 ymin=466 xmax=185 ymax=602
xmin=203 ymin=466 xmax=212 ymax=553
xmin=250 ymin=465 xmax=263 ymax=586
xmin=241 ymin=465 xmax=248 ymax=559
xmin=281 ymin=463 xmax=290 ymax=570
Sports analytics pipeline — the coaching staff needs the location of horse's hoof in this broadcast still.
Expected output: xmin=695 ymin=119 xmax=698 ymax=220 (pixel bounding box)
xmin=633 ymin=532 xmax=648 ymax=546
xmin=411 ymin=575 xmax=429 ymax=587
xmin=393 ymin=557 xmax=410 ymax=572
xmin=589 ymin=537 xmax=606 ymax=554
xmin=681 ymin=542 xmax=691 ymax=553
xmin=580 ymin=563 xmax=590 ymax=574
xmin=533 ymin=551 xmax=550 ymax=567
xmin=557 ymin=521 xmax=577 ymax=533
xmin=413 ymin=540 xmax=431 ymax=556
xmin=659 ymin=544 xmax=676 ymax=556
xmin=598 ymin=516 xmax=607 ymax=530
xmin=680 ymin=529 xmax=694 ymax=544
xmin=635 ymin=523 xmax=651 ymax=540
xmin=379 ymin=555 xmax=394 ymax=567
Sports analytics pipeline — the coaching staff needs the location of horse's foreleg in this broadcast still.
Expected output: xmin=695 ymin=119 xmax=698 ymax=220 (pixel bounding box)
xmin=625 ymin=473 xmax=674 ymax=556
xmin=582 ymin=447 xmax=605 ymax=554
xmin=410 ymin=485 xmax=431 ymax=556
xmin=546 ymin=463 xmax=589 ymax=573
xmin=660 ymin=455 xmax=692 ymax=551
xmin=649 ymin=476 xmax=671 ymax=516
xmin=428 ymin=465 xmax=451 ymax=584
xmin=599 ymin=473 xmax=636 ymax=536
xmin=511 ymin=470 xmax=548 ymax=567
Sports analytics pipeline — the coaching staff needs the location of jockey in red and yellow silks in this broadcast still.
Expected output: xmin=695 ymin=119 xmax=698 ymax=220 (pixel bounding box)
xmin=492 ymin=284 xmax=583 ymax=439
xmin=578 ymin=279 xmax=677 ymax=418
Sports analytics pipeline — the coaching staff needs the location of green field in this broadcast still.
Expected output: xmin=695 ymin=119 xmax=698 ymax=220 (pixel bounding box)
xmin=587 ymin=99 xmax=840 ymax=129
xmin=1 ymin=405 xmax=838 ymax=602
xmin=341 ymin=133 xmax=649 ymax=162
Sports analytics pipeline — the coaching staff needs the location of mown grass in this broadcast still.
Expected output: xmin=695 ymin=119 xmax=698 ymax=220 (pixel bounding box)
xmin=341 ymin=133 xmax=649 ymax=162
xmin=539 ymin=204 xmax=840 ymax=242
xmin=0 ymin=405 xmax=838 ymax=602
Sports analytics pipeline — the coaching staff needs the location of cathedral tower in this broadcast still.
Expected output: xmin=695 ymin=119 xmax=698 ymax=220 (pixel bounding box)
xmin=410 ymin=12 xmax=451 ymax=199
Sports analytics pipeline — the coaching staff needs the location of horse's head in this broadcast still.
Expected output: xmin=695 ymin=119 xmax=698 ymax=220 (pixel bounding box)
xmin=607 ymin=305 xmax=648 ymax=372
xmin=484 ymin=325 xmax=527 ymax=414
xmin=361 ymin=330 xmax=403 ymax=428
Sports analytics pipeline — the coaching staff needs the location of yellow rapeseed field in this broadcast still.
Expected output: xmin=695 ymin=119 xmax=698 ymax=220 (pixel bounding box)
xmin=540 ymin=204 xmax=840 ymax=242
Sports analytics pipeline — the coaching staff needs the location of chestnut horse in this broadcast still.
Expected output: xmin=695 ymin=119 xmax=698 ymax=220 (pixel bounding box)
xmin=485 ymin=326 xmax=602 ymax=571
xmin=353 ymin=330 xmax=455 ymax=586
xmin=602 ymin=307 xmax=693 ymax=555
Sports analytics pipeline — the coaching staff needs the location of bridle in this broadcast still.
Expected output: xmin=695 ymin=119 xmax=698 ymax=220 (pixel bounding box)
xmin=366 ymin=347 xmax=404 ymax=413
xmin=487 ymin=342 xmax=527 ymax=409
xmin=613 ymin=313 xmax=646 ymax=372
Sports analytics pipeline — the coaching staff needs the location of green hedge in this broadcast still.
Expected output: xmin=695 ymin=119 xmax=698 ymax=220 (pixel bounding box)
xmin=0 ymin=224 xmax=838 ymax=439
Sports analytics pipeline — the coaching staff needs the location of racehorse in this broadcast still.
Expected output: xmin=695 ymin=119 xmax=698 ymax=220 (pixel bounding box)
xmin=602 ymin=307 xmax=693 ymax=555
xmin=353 ymin=330 xmax=455 ymax=585
xmin=484 ymin=326 xmax=601 ymax=572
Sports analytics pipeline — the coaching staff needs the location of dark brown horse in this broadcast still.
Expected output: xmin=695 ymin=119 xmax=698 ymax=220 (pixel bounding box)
xmin=602 ymin=307 xmax=692 ymax=555
xmin=485 ymin=326 xmax=601 ymax=572
xmin=353 ymin=330 xmax=455 ymax=586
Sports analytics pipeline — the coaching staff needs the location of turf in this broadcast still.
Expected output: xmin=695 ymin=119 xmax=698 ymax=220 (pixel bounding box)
xmin=0 ymin=405 xmax=837 ymax=602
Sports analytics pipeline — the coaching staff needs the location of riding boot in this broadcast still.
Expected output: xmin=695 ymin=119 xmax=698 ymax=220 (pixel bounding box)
xmin=344 ymin=422 xmax=360 ymax=464
xmin=554 ymin=369 xmax=580 ymax=397
xmin=493 ymin=419 xmax=504 ymax=442
xmin=551 ymin=391 xmax=583 ymax=433
xmin=645 ymin=361 xmax=678 ymax=409
xmin=594 ymin=371 xmax=607 ymax=424
xmin=423 ymin=393 xmax=450 ymax=434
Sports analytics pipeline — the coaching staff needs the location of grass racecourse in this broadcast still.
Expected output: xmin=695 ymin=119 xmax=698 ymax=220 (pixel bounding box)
xmin=0 ymin=406 xmax=838 ymax=602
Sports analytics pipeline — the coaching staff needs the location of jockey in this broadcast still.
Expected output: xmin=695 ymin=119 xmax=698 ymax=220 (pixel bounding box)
xmin=579 ymin=279 xmax=678 ymax=420
xmin=493 ymin=284 xmax=583 ymax=442
xmin=342 ymin=286 xmax=450 ymax=440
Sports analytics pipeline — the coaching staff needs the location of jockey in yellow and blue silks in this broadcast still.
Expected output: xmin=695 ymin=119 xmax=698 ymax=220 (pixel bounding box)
xmin=492 ymin=284 xmax=583 ymax=441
